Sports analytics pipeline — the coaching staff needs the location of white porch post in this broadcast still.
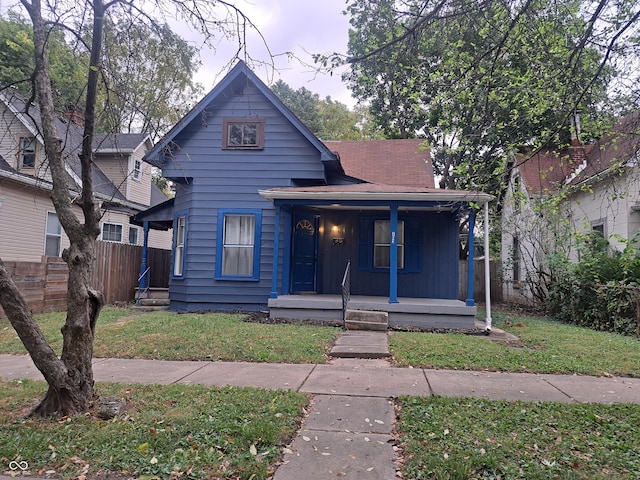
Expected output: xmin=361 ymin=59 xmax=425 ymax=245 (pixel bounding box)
xmin=484 ymin=201 xmax=492 ymax=332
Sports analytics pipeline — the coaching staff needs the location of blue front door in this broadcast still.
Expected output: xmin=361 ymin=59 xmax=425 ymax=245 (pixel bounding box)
xmin=291 ymin=213 xmax=318 ymax=292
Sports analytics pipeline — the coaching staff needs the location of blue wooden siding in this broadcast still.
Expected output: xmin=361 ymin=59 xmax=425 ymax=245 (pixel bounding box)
xmin=163 ymin=86 xmax=323 ymax=311
xmin=317 ymin=210 xmax=460 ymax=299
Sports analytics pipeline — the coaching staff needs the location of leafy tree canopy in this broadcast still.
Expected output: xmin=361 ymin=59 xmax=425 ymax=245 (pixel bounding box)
xmin=271 ymin=79 xmax=384 ymax=140
xmin=340 ymin=0 xmax=639 ymax=196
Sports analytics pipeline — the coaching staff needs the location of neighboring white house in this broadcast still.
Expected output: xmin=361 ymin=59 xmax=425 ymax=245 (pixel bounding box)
xmin=502 ymin=111 xmax=640 ymax=304
xmin=0 ymin=87 xmax=172 ymax=262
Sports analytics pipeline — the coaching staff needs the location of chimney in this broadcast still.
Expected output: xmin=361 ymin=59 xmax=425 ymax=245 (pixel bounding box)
xmin=570 ymin=109 xmax=582 ymax=146
xmin=65 ymin=104 xmax=84 ymax=126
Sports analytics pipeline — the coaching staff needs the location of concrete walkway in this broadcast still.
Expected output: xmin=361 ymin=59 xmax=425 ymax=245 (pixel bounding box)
xmin=1 ymin=331 xmax=640 ymax=480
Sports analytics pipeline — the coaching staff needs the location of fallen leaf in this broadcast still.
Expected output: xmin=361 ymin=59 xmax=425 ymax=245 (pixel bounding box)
xmin=249 ymin=444 xmax=257 ymax=456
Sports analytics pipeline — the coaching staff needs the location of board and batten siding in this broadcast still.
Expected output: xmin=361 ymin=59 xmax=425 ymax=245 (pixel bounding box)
xmin=164 ymin=87 xmax=324 ymax=310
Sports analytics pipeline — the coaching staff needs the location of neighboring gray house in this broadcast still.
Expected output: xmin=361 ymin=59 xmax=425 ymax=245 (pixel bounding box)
xmin=134 ymin=61 xmax=494 ymax=330
xmin=502 ymin=111 xmax=640 ymax=303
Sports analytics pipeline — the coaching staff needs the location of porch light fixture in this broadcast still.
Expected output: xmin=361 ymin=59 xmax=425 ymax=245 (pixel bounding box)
xmin=331 ymin=224 xmax=344 ymax=245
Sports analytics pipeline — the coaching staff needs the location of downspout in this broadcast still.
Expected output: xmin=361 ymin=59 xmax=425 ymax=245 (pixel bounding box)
xmin=484 ymin=201 xmax=492 ymax=333
xmin=270 ymin=206 xmax=281 ymax=299
xmin=466 ymin=208 xmax=476 ymax=307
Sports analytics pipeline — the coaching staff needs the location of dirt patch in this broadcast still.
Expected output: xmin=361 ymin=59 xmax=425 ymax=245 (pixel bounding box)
xmin=242 ymin=311 xmax=342 ymax=327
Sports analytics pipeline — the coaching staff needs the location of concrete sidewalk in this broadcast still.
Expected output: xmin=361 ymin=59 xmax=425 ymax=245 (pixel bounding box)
xmin=1 ymin=331 xmax=639 ymax=480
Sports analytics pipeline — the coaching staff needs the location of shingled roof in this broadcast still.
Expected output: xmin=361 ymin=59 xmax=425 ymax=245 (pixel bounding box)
xmin=324 ymin=139 xmax=434 ymax=188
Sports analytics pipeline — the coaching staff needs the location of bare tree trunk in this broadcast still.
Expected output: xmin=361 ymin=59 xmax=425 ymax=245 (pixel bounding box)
xmin=0 ymin=0 xmax=106 ymax=416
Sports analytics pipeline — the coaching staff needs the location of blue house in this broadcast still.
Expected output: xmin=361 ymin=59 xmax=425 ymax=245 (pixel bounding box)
xmin=134 ymin=61 xmax=494 ymax=330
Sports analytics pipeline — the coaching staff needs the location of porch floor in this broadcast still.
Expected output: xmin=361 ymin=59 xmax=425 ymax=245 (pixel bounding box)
xmin=268 ymin=295 xmax=477 ymax=330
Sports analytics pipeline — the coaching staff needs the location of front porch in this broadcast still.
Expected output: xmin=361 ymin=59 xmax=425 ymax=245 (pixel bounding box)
xmin=268 ymin=294 xmax=477 ymax=330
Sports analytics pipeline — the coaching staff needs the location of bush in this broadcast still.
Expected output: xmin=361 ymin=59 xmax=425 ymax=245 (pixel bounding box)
xmin=545 ymin=233 xmax=640 ymax=336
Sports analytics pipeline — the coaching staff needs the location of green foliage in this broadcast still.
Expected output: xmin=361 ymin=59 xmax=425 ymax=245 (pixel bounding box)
xmin=398 ymin=396 xmax=640 ymax=479
xmin=0 ymin=380 xmax=307 ymax=479
xmin=271 ymin=80 xmax=369 ymax=140
xmin=0 ymin=12 xmax=87 ymax=109
xmin=342 ymin=0 xmax=627 ymax=196
xmin=545 ymin=233 xmax=640 ymax=336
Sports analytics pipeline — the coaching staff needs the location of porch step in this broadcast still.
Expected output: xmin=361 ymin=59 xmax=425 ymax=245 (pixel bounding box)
xmin=330 ymin=331 xmax=390 ymax=359
xmin=135 ymin=287 xmax=169 ymax=300
xmin=344 ymin=309 xmax=388 ymax=331
xmin=137 ymin=297 xmax=170 ymax=307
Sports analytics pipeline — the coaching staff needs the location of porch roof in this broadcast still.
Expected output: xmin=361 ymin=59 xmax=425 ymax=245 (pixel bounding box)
xmin=259 ymin=183 xmax=493 ymax=205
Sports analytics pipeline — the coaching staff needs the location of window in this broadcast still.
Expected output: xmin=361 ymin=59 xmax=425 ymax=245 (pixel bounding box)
xmin=591 ymin=221 xmax=605 ymax=237
xmin=19 ymin=137 xmax=36 ymax=168
xmin=374 ymin=220 xmax=405 ymax=269
xmin=44 ymin=212 xmax=61 ymax=256
xmin=512 ymin=237 xmax=520 ymax=284
xmin=216 ymin=210 xmax=262 ymax=280
xmin=132 ymin=159 xmax=142 ymax=180
xmin=173 ymin=215 xmax=186 ymax=277
xmin=222 ymin=119 xmax=265 ymax=149
xmin=102 ymin=223 xmax=123 ymax=242
xmin=129 ymin=227 xmax=139 ymax=245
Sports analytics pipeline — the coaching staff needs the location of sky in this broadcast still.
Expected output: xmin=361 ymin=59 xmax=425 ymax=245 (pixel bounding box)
xmin=187 ymin=0 xmax=357 ymax=108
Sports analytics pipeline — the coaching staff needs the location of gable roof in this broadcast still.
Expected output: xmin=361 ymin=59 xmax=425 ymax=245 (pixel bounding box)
xmin=324 ymin=139 xmax=434 ymax=188
xmin=93 ymin=133 xmax=151 ymax=153
xmin=515 ymin=111 xmax=640 ymax=195
xmin=144 ymin=61 xmax=342 ymax=174
xmin=0 ymin=88 xmax=155 ymax=208
xmin=569 ymin=110 xmax=640 ymax=186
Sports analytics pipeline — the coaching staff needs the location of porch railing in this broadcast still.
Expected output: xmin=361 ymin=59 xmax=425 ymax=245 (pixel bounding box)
xmin=341 ymin=260 xmax=351 ymax=329
xmin=136 ymin=266 xmax=151 ymax=306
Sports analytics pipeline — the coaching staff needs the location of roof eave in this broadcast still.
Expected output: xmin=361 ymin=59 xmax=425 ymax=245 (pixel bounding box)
xmin=259 ymin=189 xmax=493 ymax=204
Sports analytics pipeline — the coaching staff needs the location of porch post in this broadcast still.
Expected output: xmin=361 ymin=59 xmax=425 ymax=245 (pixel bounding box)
xmin=270 ymin=206 xmax=281 ymax=299
xmin=139 ymin=221 xmax=150 ymax=289
xmin=389 ymin=205 xmax=399 ymax=304
xmin=282 ymin=208 xmax=292 ymax=295
xmin=466 ymin=209 xmax=476 ymax=307
xmin=484 ymin=201 xmax=492 ymax=331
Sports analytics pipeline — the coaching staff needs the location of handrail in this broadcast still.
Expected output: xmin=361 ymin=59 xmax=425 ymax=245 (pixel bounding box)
xmin=136 ymin=266 xmax=151 ymax=306
xmin=341 ymin=260 xmax=351 ymax=330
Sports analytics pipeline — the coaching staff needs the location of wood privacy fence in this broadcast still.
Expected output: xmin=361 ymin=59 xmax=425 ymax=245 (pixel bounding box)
xmin=0 ymin=242 xmax=171 ymax=317
xmin=459 ymin=259 xmax=503 ymax=303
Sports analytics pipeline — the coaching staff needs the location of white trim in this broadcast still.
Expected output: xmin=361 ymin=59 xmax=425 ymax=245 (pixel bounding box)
xmin=259 ymin=189 xmax=494 ymax=204
xmin=101 ymin=222 xmax=124 ymax=242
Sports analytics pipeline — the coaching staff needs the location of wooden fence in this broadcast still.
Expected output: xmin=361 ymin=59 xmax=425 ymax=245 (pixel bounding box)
xmin=459 ymin=259 xmax=503 ymax=303
xmin=0 ymin=243 xmax=171 ymax=317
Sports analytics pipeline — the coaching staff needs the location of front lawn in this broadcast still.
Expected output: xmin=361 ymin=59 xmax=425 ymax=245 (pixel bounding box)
xmin=0 ymin=378 xmax=307 ymax=480
xmin=398 ymin=396 xmax=640 ymax=479
xmin=390 ymin=310 xmax=640 ymax=377
xmin=0 ymin=308 xmax=339 ymax=364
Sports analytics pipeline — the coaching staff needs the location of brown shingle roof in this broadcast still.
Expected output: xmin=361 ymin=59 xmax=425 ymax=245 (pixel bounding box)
xmin=324 ymin=139 xmax=434 ymax=188
xmin=516 ymin=147 xmax=588 ymax=195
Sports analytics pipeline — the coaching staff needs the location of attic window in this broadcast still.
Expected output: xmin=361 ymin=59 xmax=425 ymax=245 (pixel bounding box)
xmin=222 ymin=119 xmax=265 ymax=149
xmin=19 ymin=137 xmax=36 ymax=168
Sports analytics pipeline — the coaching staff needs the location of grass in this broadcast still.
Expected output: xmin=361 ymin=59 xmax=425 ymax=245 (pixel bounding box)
xmin=0 ymin=378 xmax=308 ymax=480
xmin=397 ymin=396 xmax=640 ymax=479
xmin=0 ymin=307 xmax=339 ymax=363
xmin=2 ymin=307 xmax=640 ymax=479
xmin=390 ymin=310 xmax=640 ymax=377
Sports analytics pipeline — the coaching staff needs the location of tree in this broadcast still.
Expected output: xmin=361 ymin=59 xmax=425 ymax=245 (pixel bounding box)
xmin=338 ymin=0 xmax=639 ymax=197
xmin=271 ymin=80 xmax=369 ymax=140
xmin=0 ymin=12 xmax=87 ymax=109
xmin=96 ymin=19 xmax=203 ymax=139
xmin=0 ymin=0 xmax=262 ymax=417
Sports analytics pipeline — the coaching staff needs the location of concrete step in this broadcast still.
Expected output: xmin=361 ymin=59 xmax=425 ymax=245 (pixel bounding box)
xmin=135 ymin=287 xmax=169 ymax=300
xmin=330 ymin=331 xmax=390 ymax=359
xmin=344 ymin=309 xmax=388 ymax=331
xmin=138 ymin=297 xmax=170 ymax=307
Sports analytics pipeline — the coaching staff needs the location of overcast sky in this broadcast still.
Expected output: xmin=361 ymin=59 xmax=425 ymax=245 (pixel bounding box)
xmin=190 ymin=0 xmax=356 ymax=107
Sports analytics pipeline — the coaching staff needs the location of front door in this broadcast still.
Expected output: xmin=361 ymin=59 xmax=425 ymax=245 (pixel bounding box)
xmin=291 ymin=213 xmax=318 ymax=292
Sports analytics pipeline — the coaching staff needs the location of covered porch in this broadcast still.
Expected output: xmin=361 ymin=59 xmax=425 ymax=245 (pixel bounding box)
xmin=268 ymin=294 xmax=478 ymax=329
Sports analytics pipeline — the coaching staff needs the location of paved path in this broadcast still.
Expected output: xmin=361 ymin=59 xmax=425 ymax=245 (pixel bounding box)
xmin=2 ymin=331 xmax=640 ymax=480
